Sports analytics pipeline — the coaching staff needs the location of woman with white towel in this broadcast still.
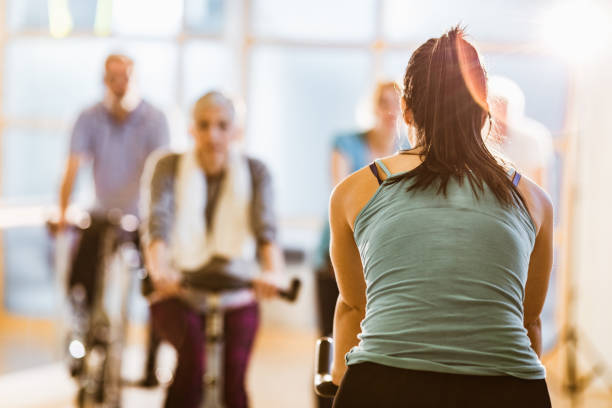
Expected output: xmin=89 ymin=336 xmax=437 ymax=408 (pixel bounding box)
xmin=140 ymin=91 xmax=284 ymax=408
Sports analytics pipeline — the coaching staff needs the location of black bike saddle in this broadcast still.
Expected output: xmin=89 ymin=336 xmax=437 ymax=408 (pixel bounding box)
xmin=181 ymin=256 xmax=253 ymax=293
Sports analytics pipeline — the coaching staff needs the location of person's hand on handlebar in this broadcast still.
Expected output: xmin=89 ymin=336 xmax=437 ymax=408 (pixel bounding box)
xmin=150 ymin=266 xmax=183 ymax=302
xmin=146 ymin=240 xmax=184 ymax=303
xmin=46 ymin=214 xmax=67 ymax=236
xmin=47 ymin=209 xmax=91 ymax=236
xmin=255 ymin=242 xmax=286 ymax=299
xmin=252 ymin=272 xmax=284 ymax=299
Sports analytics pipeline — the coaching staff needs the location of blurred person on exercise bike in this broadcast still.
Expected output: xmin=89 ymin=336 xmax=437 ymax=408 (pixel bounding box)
xmin=57 ymin=53 xmax=169 ymax=382
xmin=140 ymin=91 xmax=285 ymax=408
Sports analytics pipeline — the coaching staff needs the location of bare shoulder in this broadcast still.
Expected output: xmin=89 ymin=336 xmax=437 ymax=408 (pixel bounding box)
xmin=516 ymin=174 xmax=553 ymax=234
xmin=330 ymin=165 xmax=381 ymax=231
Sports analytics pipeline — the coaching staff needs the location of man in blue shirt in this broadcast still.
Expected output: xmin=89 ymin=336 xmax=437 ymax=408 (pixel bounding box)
xmin=59 ymin=54 xmax=169 ymax=220
xmin=57 ymin=53 xmax=169 ymax=384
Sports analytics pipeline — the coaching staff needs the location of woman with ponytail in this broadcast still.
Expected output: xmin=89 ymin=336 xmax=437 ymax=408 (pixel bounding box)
xmin=329 ymin=27 xmax=553 ymax=407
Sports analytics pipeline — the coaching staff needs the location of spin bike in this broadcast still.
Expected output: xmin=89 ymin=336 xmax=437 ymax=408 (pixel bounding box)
xmin=51 ymin=210 xmax=141 ymax=408
xmin=314 ymin=337 xmax=339 ymax=399
xmin=144 ymin=256 xmax=301 ymax=408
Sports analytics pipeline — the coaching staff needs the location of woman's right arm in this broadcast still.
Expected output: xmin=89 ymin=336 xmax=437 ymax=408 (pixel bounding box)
xmin=521 ymin=182 xmax=554 ymax=357
xmin=329 ymin=181 xmax=367 ymax=384
xmin=140 ymin=153 xmax=181 ymax=301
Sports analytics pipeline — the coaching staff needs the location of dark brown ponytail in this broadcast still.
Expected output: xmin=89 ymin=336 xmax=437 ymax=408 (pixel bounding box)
xmin=394 ymin=26 xmax=521 ymax=206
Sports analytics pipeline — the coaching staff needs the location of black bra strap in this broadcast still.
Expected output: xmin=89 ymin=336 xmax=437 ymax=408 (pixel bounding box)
xmin=369 ymin=162 xmax=383 ymax=185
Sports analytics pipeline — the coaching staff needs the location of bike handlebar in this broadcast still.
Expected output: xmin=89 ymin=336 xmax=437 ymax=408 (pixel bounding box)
xmin=46 ymin=210 xmax=139 ymax=235
xmin=141 ymin=256 xmax=302 ymax=302
xmin=314 ymin=337 xmax=339 ymax=398
xmin=180 ymin=270 xmax=301 ymax=302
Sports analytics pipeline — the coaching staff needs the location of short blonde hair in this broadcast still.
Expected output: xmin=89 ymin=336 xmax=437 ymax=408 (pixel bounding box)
xmin=373 ymin=80 xmax=401 ymax=107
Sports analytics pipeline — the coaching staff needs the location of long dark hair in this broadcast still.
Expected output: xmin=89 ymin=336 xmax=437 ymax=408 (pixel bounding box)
xmin=393 ymin=26 xmax=521 ymax=206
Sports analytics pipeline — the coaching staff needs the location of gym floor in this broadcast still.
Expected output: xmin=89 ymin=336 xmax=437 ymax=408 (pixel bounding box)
xmin=1 ymin=267 xmax=611 ymax=408
xmin=1 ymin=318 xmax=612 ymax=408
xmin=0 ymin=320 xmax=318 ymax=408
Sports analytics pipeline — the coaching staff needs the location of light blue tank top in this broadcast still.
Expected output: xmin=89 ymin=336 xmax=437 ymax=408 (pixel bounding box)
xmin=346 ymin=159 xmax=545 ymax=380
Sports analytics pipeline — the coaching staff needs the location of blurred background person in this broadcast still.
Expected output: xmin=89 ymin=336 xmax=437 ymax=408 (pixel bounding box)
xmin=487 ymin=75 xmax=554 ymax=191
xmin=313 ymin=81 xmax=404 ymax=408
xmin=57 ymin=53 xmax=169 ymax=385
xmin=140 ymin=91 xmax=285 ymax=408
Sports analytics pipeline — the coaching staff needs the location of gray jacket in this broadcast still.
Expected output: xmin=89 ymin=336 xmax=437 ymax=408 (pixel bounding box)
xmin=141 ymin=151 xmax=278 ymax=253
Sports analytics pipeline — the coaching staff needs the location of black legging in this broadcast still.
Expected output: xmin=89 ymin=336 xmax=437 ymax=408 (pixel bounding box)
xmin=333 ymin=362 xmax=552 ymax=408
xmin=69 ymin=215 xmax=141 ymax=307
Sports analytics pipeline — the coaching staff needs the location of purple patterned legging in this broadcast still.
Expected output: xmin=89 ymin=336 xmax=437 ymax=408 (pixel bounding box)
xmin=151 ymin=298 xmax=259 ymax=408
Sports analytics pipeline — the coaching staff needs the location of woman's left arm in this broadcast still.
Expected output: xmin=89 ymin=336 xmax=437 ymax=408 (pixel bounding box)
xmin=250 ymin=158 xmax=286 ymax=298
xmin=329 ymin=183 xmax=367 ymax=384
xmin=522 ymin=183 xmax=554 ymax=357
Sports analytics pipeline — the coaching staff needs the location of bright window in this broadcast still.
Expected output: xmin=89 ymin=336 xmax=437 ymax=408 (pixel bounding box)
xmin=1 ymin=0 xmax=571 ymax=343
xmin=382 ymin=0 xmax=550 ymax=43
xmin=252 ymin=0 xmax=377 ymax=42
xmin=248 ymin=47 xmax=372 ymax=217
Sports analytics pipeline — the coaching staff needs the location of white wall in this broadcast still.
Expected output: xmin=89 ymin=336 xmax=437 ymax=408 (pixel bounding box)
xmin=572 ymin=48 xmax=612 ymax=375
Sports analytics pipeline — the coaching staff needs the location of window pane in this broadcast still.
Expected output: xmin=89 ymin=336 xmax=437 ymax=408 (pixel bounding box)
xmin=2 ymin=128 xmax=66 ymax=202
xmin=381 ymin=49 xmax=414 ymax=83
xmin=7 ymin=0 xmax=97 ymax=32
xmin=118 ymin=41 xmax=179 ymax=112
xmin=68 ymin=0 xmax=98 ymax=30
xmin=252 ymin=0 xmax=376 ymax=42
xmin=112 ymin=0 xmax=183 ymax=36
xmin=1 ymin=127 xmax=94 ymax=205
xmin=247 ymin=47 xmax=372 ymax=218
xmin=3 ymin=226 xmax=56 ymax=317
xmin=182 ymin=41 xmax=237 ymax=108
xmin=184 ymin=0 xmax=224 ymax=34
xmin=7 ymin=0 xmax=48 ymax=31
xmin=3 ymin=38 xmax=109 ymax=119
xmin=382 ymin=0 xmax=552 ymax=43
xmin=3 ymin=39 xmax=177 ymax=119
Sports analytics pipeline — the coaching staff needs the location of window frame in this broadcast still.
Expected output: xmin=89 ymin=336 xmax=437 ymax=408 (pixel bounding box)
xmin=0 ymin=0 xmax=573 ymax=333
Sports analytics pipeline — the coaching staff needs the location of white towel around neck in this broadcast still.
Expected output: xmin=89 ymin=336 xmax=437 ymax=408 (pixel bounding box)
xmin=171 ymin=148 xmax=257 ymax=272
